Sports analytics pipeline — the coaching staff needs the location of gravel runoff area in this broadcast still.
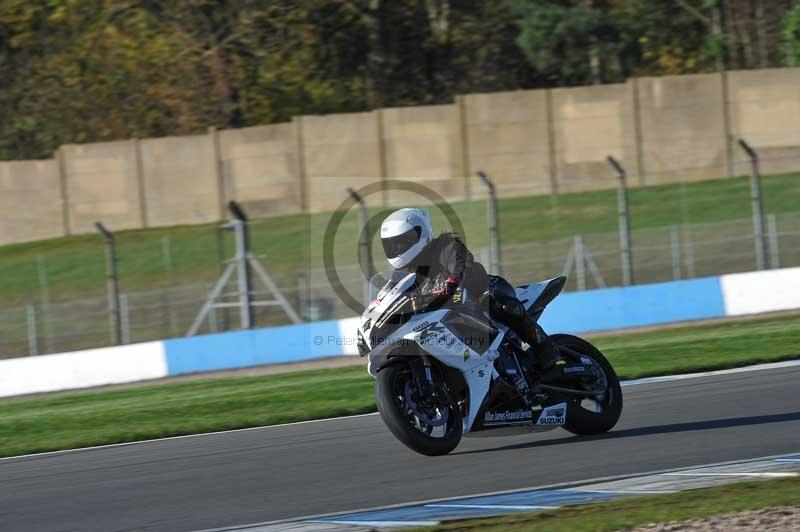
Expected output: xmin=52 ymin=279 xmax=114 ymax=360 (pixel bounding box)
xmin=625 ymin=506 xmax=800 ymax=531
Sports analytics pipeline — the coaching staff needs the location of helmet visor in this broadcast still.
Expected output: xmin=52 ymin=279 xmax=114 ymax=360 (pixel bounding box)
xmin=381 ymin=227 xmax=422 ymax=260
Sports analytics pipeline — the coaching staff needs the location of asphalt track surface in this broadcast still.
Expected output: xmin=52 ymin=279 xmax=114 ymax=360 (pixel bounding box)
xmin=1 ymin=365 xmax=799 ymax=532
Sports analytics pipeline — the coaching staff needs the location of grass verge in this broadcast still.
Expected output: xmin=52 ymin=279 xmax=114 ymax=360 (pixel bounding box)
xmin=3 ymin=172 xmax=799 ymax=307
xmin=422 ymin=476 xmax=800 ymax=531
xmin=1 ymin=314 xmax=798 ymax=458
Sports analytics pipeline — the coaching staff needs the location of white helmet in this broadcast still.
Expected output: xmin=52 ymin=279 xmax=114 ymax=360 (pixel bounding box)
xmin=380 ymin=208 xmax=433 ymax=269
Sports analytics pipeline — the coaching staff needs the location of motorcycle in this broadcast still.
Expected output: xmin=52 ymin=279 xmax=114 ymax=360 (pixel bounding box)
xmin=357 ymin=271 xmax=623 ymax=456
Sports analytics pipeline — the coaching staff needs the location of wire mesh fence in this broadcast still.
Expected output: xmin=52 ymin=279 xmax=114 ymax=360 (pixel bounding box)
xmin=5 ymin=209 xmax=800 ymax=360
xmin=1 ymin=152 xmax=800 ymax=361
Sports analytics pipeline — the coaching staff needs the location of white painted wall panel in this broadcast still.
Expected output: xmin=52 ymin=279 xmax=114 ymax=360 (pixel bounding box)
xmin=338 ymin=317 xmax=361 ymax=355
xmin=721 ymin=267 xmax=800 ymax=316
xmin=5 ymin=266 xmax=799 ymax=399
xmin=0 ymin=342 xmax=167 ymax=398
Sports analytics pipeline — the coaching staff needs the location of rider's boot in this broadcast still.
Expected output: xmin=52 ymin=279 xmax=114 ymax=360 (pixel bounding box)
xmin=514 ymin=313 xmax=560 ymax=372
xmin=492 ymin=288 xmax=560 ymax=372
xmin=503 ymin=299 xmax=594 ymax=384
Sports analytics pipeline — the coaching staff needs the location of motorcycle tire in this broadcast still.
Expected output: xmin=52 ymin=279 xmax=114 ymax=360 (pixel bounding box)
xmin=375 ymin=363 xmax=463 ymax=456
xmin=551 ymin=334 xmax=623 ymax=436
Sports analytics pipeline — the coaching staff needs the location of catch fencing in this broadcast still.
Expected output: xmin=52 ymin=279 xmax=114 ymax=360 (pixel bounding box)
xmin=2 ymin=142 xmax=799 ymax=359
xmin=4 ymin=208 xmax=800 ymax=359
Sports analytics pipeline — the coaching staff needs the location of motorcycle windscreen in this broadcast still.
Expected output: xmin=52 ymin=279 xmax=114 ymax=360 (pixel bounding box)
xmin=367 ymin=270 xmax=408 ymax=303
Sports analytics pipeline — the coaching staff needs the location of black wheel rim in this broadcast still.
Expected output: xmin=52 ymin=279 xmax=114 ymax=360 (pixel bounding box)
xmin=559 ymin=347 xmax=616 ymax=415
xmin=391 ymin=369 xmax=457 ymax=438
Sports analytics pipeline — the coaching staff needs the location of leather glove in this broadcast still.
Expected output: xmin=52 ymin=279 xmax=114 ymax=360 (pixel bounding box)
xmin=431 ymin=274 xmax=461 ymax=299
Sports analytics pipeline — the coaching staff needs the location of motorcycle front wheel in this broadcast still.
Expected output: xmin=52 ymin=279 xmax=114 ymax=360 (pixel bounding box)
xmin=375 ymin=363 xmax=462 ymax=456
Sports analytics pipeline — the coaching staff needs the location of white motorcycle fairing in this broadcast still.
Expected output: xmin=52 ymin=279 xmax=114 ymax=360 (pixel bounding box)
xmin=366 ymin=309 xmax=505 ymax=431
xmin=360 ymin=272 xmax=567 ymax=433
xmin=515 ymin=278 xmax=565 ymax=314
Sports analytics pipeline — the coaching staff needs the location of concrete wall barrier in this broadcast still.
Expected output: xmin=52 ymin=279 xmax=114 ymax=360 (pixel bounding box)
xmin=162 ymin=318 xmax=358 ymax=376
xmin=2 ymin=267 xmax=798 ymax=398
xmin=552 ymin=81 xmax=638 ymax=191
xmin=301 ymin=111 xmax=384 ymax=212
xmin=462 ymin=90 xmax=552 ymax=198
xmin=140 ymin=134 xmax=222 ymax=226
xmin=4 ymin=67 xmax=800 ymax=246
xmin=637 ymin=73 xmax=729 ymax=183
xmin=0 ymin=159 xmax=65 ymax=243
xmin=727 ymin=68 xmax=800 ymax=177
xmin=60 ymin=140 xmax=144 ymax=233
xmin=721 ymin=268 xmax=800 ymax=316
xmin=539 ymin=276 xmax=726 ymax=334
xmin=381 ymin=103 xmax=466 ymax=205
xmin=219 ymin=123 xmax=303 ymax=217
xmin=0 ymin=341 xmax=166 ymax=397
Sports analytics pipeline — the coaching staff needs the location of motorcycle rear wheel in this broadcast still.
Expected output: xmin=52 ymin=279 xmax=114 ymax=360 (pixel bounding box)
xmin=551 ymin=334 xmax=623 ymax=436
xmin=375 ymin=363 xmax=463 ymax=456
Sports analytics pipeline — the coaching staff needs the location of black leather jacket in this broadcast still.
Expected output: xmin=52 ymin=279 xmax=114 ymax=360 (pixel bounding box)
xmin=399 ymin=233 xmax=489 ymax=299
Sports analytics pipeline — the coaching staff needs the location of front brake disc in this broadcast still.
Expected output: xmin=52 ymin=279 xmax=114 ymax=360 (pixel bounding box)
xmin=404 ymin=381 xmax=448 ymax=427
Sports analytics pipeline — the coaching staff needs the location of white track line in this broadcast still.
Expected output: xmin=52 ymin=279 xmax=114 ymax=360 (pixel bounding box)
xmin=568 ymin=488 xmax=677 ymax=494
xmin=192 ymin=450 xmax=800 ymax=532
xmin=663 ymin=472 xmax=798 ymax=478
xmin=312 ymin=520 xmax=438 ymax=527
xmin=0 ymin=412 xmax=378 ymax=462
xmin=2 ymin=359 xmax=798 ymax=462
xmin=621 ymin=359 xmax=800 ymax=386
xmin=425 ymin=503 xmax=558 ymax=510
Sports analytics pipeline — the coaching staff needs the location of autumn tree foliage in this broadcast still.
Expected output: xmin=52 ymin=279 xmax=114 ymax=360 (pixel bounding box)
xmin=0 ymin=0 xmax=797 ymax=160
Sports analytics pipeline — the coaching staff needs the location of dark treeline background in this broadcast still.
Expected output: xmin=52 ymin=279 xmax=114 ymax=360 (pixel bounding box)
xmin=2 ymin=0 xmax=800 ymax=160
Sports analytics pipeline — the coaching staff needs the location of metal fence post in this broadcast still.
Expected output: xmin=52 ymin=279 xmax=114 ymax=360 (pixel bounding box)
xmin=169 ymin=292 xmax=179 ymax=338
xmin=36 ymin=255 xmax=53 ymax=353
xmin=479 ymin=248 xmax=491 ymax=271
xmin=209 ymin=305 xmax=218 ymax=332
xmin=187 ymin=201 xmax=300 ymax=336
xmin=158 ymin=286 xmax=178 ymax=339
xmin=26 ymin=304 xmax=38 ymax=356
xmin=574 ymin=235 xmax=586 ymax=291
xmin=229 ymin=202 xmax=254 ymax=329
xmin=767 ymin=214 xmax=781 ymax=270
xmin=682 ymin=225 xmax=696 ymax=279
xmin=162 ymin=236 xmax=172 ymax=272
xmin=477 ymin=171 xmax=502 ymax=276
xmin=607 ymin=156 xmax=633 ymax=286
xmin=158 ymin=236 xmax=179 ymax=337
xmin=215 ymin=225 xmax=231 ymax=331
xmin=36 ymin=254 xmax=49 ymax=306
xmin=95 ymin=222 xmax=122 ymax=346
xmin=207 ymin=283 xmax=219 ymax=332
xmin=120 ymin=293 xmax=131 ymax=344
xmin=670 ymin=225 xmax=681 ymax=280
xmin=297 ymin=272 xmax=309 ymax=321
xmin=737 ymin=139 xmax=767 ymax=270
xmin=347 ymin=187 xmax=374 ymax=305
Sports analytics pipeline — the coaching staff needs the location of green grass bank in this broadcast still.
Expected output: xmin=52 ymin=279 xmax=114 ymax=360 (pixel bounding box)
xmin=2 ymin=172 xmax=799 ymax=308
xmin=1 ymin=314 xmax=798 ymax=458
xmin=423 ymin=476 xmax=800 ymax=531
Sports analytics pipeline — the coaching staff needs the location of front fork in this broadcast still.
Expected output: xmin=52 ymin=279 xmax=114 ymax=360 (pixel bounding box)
xmin=409 ymin=355 xmax=450 ymax=406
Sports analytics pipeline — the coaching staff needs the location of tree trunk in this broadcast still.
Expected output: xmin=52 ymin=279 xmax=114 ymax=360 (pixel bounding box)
xmin=589 ymin=36 xmax=601 ymax=84
xmin=754 ymin=0 xmax=768 ymax=68
xmin=711 ymin=2 xmax=727 ymax=71
xmin=424 ymin=0 xmax=452 ymax=98
xmin=583 ymin=0 xmax=601 ymax=84
xmin=363 ymin=0 xmax=386 ymax=108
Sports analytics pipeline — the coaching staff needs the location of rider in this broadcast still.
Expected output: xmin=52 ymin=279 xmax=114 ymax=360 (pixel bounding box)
xmin=379 ymin=208 xmax=559 ymax=370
